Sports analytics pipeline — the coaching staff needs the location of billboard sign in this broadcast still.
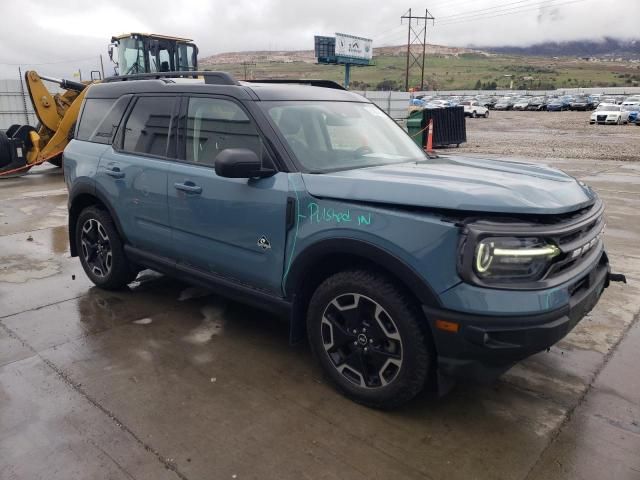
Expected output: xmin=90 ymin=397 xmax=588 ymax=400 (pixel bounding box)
xmin=335 ymin=33 xmax=373 ymax=61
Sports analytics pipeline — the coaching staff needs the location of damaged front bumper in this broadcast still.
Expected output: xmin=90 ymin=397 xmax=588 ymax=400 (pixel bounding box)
xmin=424 ymin=251 xmax=626 ymax=385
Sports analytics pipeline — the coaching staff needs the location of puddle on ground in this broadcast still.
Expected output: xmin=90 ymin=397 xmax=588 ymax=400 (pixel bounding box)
xmin=178 ymin=286 xmax=212 ymax=302
xmin=182 ymin=302 xmax=227 ymax=344
xmin=133 ymin=318 xmax=153 ymax=325
xmin=0 ymin=255 xmax=61 ymax=283
xmin=50 ymin=226 xmax=69 ymax=254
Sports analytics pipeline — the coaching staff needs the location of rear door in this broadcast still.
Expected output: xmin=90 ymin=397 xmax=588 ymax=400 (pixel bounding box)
xmin=96 ymin=95 xmax=177 ymax=259
xmin=168 ymin=95 xmax=289 ymax=295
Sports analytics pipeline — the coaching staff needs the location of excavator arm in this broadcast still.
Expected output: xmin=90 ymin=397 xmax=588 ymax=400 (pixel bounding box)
xmin=0 ymin=71 xmax=91 ymax=176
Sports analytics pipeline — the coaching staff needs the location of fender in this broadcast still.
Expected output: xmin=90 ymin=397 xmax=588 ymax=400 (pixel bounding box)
xmin=68 ymin=180 xmax=128 ymax=257
xmin=285 ymin=238 xmax=442 ymax=343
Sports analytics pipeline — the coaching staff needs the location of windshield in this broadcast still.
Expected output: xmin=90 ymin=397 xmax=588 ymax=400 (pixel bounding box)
xmin=118 ymin=37 xmax=145 ymax=75
xmin=622 ymin=104 xmax=639 ymax=111
xmin=262 ymin=101 xmax=426 ymax=173
xmin=597 ymin=104 xmax=620 ymax=111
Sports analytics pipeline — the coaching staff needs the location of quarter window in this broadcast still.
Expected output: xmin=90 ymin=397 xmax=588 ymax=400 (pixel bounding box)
xmin=76 ymin=97 xmax=130 ymax=144
xmin=184 ymin=97 xmax=263 ymax=166
xmin=122 ymin=97 xmax=175 ymax=156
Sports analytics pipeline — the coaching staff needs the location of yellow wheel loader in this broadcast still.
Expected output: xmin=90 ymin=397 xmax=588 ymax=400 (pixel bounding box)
xmin=0 ymin=33 xmax=198 ymax=178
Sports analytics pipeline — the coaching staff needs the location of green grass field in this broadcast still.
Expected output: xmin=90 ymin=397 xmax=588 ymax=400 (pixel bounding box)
xmin=204 ymin=52 xmax=640 ymax=91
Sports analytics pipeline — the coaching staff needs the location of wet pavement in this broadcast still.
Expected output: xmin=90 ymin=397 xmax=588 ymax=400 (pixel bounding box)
xmin=1 ymin=162 xmax=639 ymax=480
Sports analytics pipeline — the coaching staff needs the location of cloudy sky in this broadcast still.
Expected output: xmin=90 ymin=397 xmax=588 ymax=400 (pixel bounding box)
xmin=0 ymin=0 xmax=637 ymax=79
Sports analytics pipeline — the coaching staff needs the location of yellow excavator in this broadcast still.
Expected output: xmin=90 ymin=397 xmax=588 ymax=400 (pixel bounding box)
xmin=0 ymin=33 xmax=198 ymax=177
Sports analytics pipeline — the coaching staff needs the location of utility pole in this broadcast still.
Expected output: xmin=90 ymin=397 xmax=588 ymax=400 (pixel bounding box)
xmin=240 ymin=61 xmax=256 ymax=80
xmin=401 ymin=8 xmax=435 ymax=91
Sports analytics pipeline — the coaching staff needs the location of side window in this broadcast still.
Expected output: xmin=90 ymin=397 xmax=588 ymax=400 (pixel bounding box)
xmin=76 ymin=96 xmax=130 ymax=144
xmin=185 ymin=97 xmax=264 ymax=166
xmin=122 ymin=97 xmax=175 ymax=157
xmin=76 ymin=98 xmax=126 ymax=144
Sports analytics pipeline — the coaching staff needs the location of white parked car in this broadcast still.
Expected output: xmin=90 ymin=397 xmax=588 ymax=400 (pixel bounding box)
xmin=590 ymin=103 xmax=630 ymax=125
xmin=512 ymin=98 xmax=530 ymax=110
xmin=461 ymin=100 xmax=489 ymax=118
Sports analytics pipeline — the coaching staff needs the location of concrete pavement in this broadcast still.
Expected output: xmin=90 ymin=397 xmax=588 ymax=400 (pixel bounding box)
xmin=1 ymin=160 xmax=639 ymax=480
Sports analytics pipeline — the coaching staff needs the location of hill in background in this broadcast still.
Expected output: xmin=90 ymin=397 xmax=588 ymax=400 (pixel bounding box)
xmin=484 ymin=38 xmax=640 ymax=59
xmin=200 ymin=42 xmax=640 ymax=91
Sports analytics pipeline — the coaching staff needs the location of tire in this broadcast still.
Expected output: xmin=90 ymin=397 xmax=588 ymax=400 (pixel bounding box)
xmin=617 ymin=118 xmax=621 ymax=125
xmin=484 ymin=110 xmax=489 ymax=118
xmin=307 ymin=269 xmax=431 ymax=409
xmin=471 ymin=111 xmax=477 ymax=118
xmin=76 ymin=206 xmax=136 ymax=290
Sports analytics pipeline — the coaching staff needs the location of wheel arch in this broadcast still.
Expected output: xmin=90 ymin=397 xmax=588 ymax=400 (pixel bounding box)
xmin=285 ymin=238 xmax=441 ymax=343
xmin=68 ymin=183 xmax=126 ymax=257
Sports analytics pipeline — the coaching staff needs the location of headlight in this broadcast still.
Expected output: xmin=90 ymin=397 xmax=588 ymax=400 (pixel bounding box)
xmin=474 ymin=237 xmax=560 ymax=281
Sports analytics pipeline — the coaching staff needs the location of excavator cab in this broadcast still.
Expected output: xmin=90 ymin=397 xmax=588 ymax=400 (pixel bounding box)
xmin=109 ymin=33 xmax=198 ymax=75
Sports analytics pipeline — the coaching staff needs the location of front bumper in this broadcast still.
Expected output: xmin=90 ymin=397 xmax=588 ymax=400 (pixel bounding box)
xmin=423 ymin=253 xmax=610 ymax=383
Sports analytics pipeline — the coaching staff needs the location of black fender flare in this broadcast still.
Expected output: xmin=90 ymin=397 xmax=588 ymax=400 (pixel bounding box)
xmin=284 ymin=238 xmax=442 ymax=343
xmin=68 ymin=180 xmax=127 ymax=257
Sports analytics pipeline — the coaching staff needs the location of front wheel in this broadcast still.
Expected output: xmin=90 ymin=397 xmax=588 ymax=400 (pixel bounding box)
xmin=76 ymin=206 xmax=137 ymax=290
xmin=307 ymin=270 xmax=432 ymax=409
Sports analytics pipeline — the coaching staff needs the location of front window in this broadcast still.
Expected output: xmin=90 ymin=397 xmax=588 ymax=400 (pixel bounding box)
xmin=118 ymin=37 xmax=146 ymax=75
xmin=262 ymin=101 xmax=426 ymax=173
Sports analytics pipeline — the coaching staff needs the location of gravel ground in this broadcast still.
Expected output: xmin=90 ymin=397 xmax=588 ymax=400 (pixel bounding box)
xmin=448 ymin=110 xmax=640 ymax=162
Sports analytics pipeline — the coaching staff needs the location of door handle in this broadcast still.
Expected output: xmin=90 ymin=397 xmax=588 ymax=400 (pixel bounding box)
xmin=174 ymin=182 xmax=202 ymax=194
xmin=105 ymin=166 xmax=125 ymax=179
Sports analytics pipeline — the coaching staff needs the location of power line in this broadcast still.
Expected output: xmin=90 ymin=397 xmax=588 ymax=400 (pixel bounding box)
xmin=436 ymin=0 xmax=540 ymax=20
xmin=0 ymin=56 xmax=98 ymax=66
xmin=437 ymin=0 xmax=589 ymax=26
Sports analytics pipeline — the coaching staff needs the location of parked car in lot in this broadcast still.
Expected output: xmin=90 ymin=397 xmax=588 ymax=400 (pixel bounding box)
xmin=461 ymin=100 xmax=489 ymax=118
xmin=512 ymin=98 xmax=531 ymax=111
xmin=622 ymin=104 xmax=640 ymax=123
xmin=527 ymin=97 xmax=547 ymax=111
xmin=590 ymin=103 xmax=630 ymax=125
xmin=493 ymin=97 xmax=514 ymax=110
xmin=570 ymin=96 xmax=596 ymax=111
xmin=64 ymin=72 xmax=616 ymax=408
xmin=547 ymin=97 xmax=572 ymax=111
xmin=476 ymin=96 xmax=497 ymax=109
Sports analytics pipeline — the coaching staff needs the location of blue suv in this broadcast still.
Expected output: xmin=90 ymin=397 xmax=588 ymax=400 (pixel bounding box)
xmin=64 ymin=72 xmax=616 ymax=408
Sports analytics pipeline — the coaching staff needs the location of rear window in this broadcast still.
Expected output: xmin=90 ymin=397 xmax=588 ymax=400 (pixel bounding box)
xmin=76 ymin=97 xmax=130 ymax=144
xmin=121 ymin=96 xmax=175 ymax=157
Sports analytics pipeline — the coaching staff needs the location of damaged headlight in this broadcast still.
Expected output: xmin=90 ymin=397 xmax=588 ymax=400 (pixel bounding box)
xmin=474 ymin=237 xmax=560 ymax=281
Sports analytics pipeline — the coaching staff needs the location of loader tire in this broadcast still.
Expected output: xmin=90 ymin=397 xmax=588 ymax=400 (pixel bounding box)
xmin=0 ymin=131 xmax=12 ymax=169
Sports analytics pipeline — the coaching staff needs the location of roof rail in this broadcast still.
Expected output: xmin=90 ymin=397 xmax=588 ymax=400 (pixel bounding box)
xmin=102 ymin=71 xmax=239 ymax=86
xmin=246 ymin=79 xmax=345 ymax=90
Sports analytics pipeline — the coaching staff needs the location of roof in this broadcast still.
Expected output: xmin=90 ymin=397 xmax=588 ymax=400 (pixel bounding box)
xmin=87 ymin=76 xmax=369 ymax=103
xmin=111 ymin=33 xmax=194 ymax=43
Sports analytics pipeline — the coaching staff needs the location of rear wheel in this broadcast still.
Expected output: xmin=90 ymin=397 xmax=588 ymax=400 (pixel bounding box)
xmin=76 ymin=206 xmax=136 ymax=290
xmin=484 ymin=110 xmax=490 ymax=118
xmin=307 ymin=270 xmax=431 ymax=409
xmin=471 ymin=111 xmax=477 ymax=118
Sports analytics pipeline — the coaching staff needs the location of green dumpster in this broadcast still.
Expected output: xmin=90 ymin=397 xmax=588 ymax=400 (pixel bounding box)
xmin=407 ymin=110 xmax=424 ymax=148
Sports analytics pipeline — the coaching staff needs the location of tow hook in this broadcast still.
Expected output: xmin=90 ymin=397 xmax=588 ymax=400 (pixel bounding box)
xmin=608 ymin=272 xmax=627 ymax=284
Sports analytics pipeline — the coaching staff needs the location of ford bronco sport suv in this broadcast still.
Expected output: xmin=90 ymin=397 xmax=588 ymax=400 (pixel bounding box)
xmin=65 ymin=72 xmax=615 ymax=408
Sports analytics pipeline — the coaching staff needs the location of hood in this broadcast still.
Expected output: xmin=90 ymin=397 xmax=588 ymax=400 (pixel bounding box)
xmin=301 ymin=156 xmax=596 ymax=215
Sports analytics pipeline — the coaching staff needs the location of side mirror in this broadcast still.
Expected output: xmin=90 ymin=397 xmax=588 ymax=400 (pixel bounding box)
xmin=108 ymin=45 xmax=115 ymax=63
xmin=214 ymin=149 xmax=275 ymax=179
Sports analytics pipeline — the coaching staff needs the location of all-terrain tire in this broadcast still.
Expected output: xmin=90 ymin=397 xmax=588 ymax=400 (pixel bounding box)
xmin=307 ymin=269 xmax=432 ymax=409
xmin=76 ymin=206 xmax=136 ymax=290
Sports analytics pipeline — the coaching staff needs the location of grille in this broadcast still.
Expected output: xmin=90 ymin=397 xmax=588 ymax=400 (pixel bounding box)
xmin=597 ymin=115 xmax=607 ymax=122
xmin=545 ymin=208 xmax=605 ymax=280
